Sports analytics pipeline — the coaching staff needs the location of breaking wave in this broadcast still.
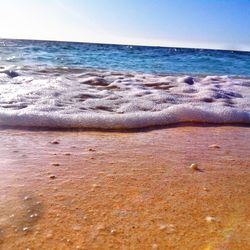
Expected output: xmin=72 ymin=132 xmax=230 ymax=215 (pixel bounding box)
xmin=0 ymin=66 xmax=250 ymax=129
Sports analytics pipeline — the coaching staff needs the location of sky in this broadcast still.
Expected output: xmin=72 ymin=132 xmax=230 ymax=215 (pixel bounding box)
xmin=0 ymin=0 xmax=250 ymax=51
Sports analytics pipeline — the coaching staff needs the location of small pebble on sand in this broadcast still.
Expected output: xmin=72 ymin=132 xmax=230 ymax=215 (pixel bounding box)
xmin=24 ymin=196 xmax=30 ymax=201
xmin=46 ymin=232 xmax=53 ymax=239
xmin=51 ymin=163 xmax=60 ymax=166
xmin=92 ymin=184 xmax=101 ymax=188
xmin=50 ymin=140 xmax=59 ymax=144
xmin=49 ymin=175 xmax=56 ymax=179
xmin=96 ymin=224 xmax=105 ymax=231
xmin=23 ymin=227 xmax=29 ymax=232
xmin=152 ymin=244 xmax=159 ymax=250
xmin=190 ymin=163 xmax=199 ymax=171
xmin=205 ymin=216 xmax=216 ymax=222
xmin=30 ymin=213 xmax=38 ymax=218
xmin=72 ymin=225 xmax=82 ymax=231
xmin=159 ymin=223 xmax=175 ymax=232
xmin=88 ymin=148 xmax=96 ymax=152
xmin=159 ymin=224 xmax=167 ymax=230
xmin=64 ymin=153 xmax=71 ymax=156
xmin=110 ymin=229 xmax=117 ymax=235
xmin=208 ymin=144 xmax=220 ymax=149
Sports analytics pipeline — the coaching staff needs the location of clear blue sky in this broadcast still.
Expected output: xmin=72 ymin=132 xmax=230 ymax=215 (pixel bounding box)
xmin=1 ymin=0 xmax=250 ymax=51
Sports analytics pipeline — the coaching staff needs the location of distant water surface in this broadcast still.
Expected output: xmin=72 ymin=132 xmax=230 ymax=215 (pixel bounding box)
xmin=1 ymin=39 xmax=250 ymax=76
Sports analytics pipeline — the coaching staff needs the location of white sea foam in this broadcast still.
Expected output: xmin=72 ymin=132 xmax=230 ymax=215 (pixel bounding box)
xmin=0 ymin=66 xmax=249 ymax=129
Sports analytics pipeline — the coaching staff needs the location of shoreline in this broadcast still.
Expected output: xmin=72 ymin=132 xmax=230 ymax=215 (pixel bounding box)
xmin=1 ymin=122 xmax=250 ymax=132
xmin=0 ymin=125 xmax=249 ymax=249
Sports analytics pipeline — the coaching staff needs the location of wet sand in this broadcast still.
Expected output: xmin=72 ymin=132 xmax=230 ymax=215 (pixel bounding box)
xmin=0 ymin=126 xmax=249 ymax=250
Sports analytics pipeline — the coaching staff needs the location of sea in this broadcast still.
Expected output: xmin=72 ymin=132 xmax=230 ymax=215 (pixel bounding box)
xmin=0 ymin=39 xmax=250 ymax=129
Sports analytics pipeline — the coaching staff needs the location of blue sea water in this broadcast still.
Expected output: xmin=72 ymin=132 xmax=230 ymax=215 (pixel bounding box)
xmin=0 ymin=39 xmax=250 ymax=129
xmin=1 ymin=39 xmax=250 ymax=77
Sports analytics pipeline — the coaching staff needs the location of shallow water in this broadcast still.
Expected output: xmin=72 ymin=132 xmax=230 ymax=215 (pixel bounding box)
xmin=0 ymin=39 xmax=250 ymax=129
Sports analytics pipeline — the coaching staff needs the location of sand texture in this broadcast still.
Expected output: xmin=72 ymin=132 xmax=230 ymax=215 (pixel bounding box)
xmin=0 ymin=126 xmax=249 ymax=250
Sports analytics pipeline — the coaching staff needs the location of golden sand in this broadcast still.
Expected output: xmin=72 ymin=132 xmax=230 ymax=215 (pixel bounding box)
xmin=0 ymin=126 xmax=249 ymax=250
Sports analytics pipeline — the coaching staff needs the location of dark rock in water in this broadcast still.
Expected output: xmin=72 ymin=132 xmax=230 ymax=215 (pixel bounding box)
xmin=200 ymin=97 xmax=214 ymax=103
xmin=6 ymin=70 xmax=19 ymax=78
xmin=183 ymin=76 xmax=194 ymax=85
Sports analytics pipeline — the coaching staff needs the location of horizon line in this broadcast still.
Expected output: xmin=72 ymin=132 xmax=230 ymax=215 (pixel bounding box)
xmin=1 ymin=36 xmax=250 ymax=53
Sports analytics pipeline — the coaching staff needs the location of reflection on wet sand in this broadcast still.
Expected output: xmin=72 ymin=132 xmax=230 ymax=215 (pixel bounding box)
xmin=0 ymin=126 xmax=249 ymax=249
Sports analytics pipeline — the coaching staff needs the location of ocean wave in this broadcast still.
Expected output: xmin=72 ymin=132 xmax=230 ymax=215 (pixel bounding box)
xmin=0 ymin=66 xmax=250 ymax=129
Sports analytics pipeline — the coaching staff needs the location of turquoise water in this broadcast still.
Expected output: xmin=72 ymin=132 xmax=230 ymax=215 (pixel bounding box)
xmin=1 ymin=39 xmax=250 ymax=77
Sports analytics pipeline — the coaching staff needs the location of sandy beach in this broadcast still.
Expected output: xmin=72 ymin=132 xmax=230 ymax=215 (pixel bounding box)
xmin=1 ymin=1 xmax=250 ymax=249
xmin=0 ymin=125 xmax=249 ymax=249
